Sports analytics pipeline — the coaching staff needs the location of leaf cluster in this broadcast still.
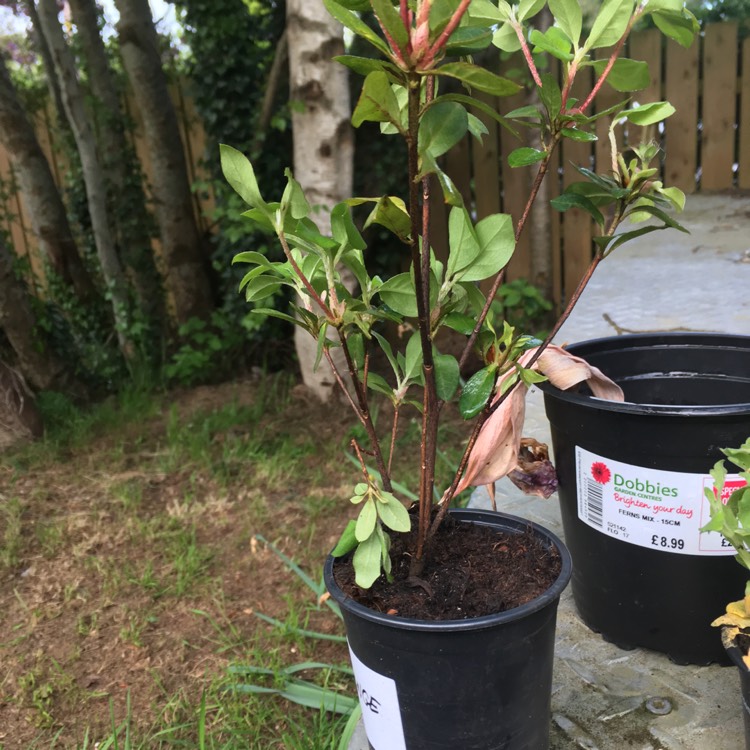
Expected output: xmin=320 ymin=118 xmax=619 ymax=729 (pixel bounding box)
xmin=221 ymin=0 xmax=698 ymax=588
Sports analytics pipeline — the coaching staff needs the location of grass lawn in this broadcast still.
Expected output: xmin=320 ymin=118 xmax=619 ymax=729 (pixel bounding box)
xmin=0 ymin=373 xmax=397 ymax=749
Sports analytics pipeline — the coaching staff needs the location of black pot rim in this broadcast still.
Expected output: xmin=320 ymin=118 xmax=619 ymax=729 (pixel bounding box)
xmin=324 ymin=509 xmax=572 ymax=633
xmin=539 ymin=332 xmax=750 ymax=417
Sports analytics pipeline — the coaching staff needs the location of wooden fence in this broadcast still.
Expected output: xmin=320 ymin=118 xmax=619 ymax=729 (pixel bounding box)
xmin=0 ymin=21 xmax=747 ymax=306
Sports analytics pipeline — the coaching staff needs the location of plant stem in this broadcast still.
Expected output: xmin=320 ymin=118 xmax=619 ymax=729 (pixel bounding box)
xmin=458 ymin=132 xmax=561 ymax=372
xmin=428 ymin=247 xmax=605 ymax=544
xmin=514 ymin=21 xmax=542 ymax=87
xmin=338 ymin=334 xmax=393 ymax=491
xmin=278 ymin=231 xmax=333 ymax=319
xmin=406 ymin=72 xmax=439 ymax=566
xmin=387 ymin=405 xmax=400 ymax=477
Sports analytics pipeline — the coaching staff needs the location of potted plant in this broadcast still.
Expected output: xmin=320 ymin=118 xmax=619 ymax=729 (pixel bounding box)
xmin=220 ymin=0 xmax=697 ymax=746
xmin=702 ymin=438 xmax=750 ymax=748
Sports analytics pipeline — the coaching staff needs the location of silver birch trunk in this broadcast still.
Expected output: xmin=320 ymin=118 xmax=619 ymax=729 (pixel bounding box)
xmin=36 ymin=0 xmax=134 ymax=358
xmin=115 ymin=0 xmax=214 ymax=326
xmin=287 ymin=0 xmax=354 ymax=401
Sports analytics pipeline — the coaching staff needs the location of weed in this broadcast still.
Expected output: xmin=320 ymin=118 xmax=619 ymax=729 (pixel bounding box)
xmin=35 ymin=519 xmax=65 ymax=558
xmin=0 ymin=496 xmax=23 ymax=571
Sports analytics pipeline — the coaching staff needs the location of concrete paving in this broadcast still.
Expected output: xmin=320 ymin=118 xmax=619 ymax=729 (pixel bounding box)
xmin=348 ymin=193 xmax=750 ymax=749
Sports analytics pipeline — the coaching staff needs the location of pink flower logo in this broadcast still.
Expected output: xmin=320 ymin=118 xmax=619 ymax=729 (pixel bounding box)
xmin=591 ymin=462 xmax=611 ymax=485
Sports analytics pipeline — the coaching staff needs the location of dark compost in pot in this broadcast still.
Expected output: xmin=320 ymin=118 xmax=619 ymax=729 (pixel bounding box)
xmin=325 ymin=510 xmax=572 ymax=750
xmin=541 ymin=333 xmax=750 ymax=665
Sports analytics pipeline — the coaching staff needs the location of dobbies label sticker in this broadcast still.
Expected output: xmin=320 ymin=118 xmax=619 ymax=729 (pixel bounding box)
xmin=575 ymin=447 xmax=744 ymax=556
xmin=348 ymin=644 xmax=406 ymax=750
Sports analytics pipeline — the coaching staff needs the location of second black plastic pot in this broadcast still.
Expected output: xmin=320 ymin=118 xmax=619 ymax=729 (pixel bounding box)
xmin=541 ymin=333 xmax=750 ymax=665
xmin=324 ymin=509 xmax=572 ymax=750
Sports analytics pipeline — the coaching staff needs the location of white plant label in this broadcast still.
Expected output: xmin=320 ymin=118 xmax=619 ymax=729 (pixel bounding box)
xmin=575 ymin=446 xmax=745 ymax=556
xmin=348 ymin=644 xmax=406 ymax=750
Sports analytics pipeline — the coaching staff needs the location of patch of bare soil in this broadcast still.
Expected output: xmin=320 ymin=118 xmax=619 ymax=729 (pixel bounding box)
xmin=0 ymin=378 xmax=357 ymax=747
xmin=334 ymin=512 xmax=562 ymax=620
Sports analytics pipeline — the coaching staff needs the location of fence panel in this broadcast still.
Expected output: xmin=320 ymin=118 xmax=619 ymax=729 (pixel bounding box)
xmin=0 ymin=21 xmax=746 ymax=308
xmin=701 ymin=22 xmax=738 ymax=190
xmin=740 ymin=35 xmax=750 ymax=190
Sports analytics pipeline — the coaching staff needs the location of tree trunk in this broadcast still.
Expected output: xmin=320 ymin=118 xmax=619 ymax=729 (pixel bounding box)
xmin=24 ymin=0 xmax=68 ymax=129
xmin=0 ymin=233 xmax=75 ymax=394
xmin=0 ymin=54 xmax=93 ymax=298
xmin=286 ymin=0 xmax=354 ymax=400
xmin=115 ymin=0 xmax=214 ymax=325
xmin=68 ymin=0 xmax=166 ymax=326
xmin=36 ymin=0 xmax=134 ymax=358
xmin=0 ymin=361 xmax=43 ymax=451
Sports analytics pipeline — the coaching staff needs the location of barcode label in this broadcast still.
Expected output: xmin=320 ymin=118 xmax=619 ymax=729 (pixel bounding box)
xmin=583 ymin=478 xmax=603 ymax=527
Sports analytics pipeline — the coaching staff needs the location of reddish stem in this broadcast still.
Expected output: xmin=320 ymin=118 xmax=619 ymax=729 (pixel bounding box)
xmin=278 ymin=232 xmax=333 ymax=319
xmin=514 ymin=21 xmax=543 ymax=88
xmin=424 ymin=0 xmax=472 ymax=65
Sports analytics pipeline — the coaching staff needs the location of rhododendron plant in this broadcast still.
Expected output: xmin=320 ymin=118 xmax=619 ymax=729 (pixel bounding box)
xmin=221 ymin=0 xmax=697 ymax=588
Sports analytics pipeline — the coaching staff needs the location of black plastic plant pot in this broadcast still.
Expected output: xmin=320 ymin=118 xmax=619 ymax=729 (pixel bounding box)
xmin=724 ymin=630 xmax=750 ymax=750
xmin=540 ymin=333 xmax=750 ymax=665
xmin=324 ymin=509 xmax=572 ymax=750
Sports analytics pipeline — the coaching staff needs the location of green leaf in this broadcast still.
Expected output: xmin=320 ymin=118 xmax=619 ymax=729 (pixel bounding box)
xmin=431 ymin=93 xmax=518 ymax=137
xmin=323 ymin=0 xmax=390 ymax=56
xmin=314 ymin=322 xmax=329 ymax=372
xmin=252 ymin=308 xmax=303 ymax=328
xmin=352 ymin=532 xmax=382 ymax=588
xmin=280 ymin=169 xmax=310 ymax=219
xmin=658 ymin=186 xmax=686 ymax=212
xmin=492 ymin=22 xmax=522 ymax=53
xmin=585 ymin=0 xmax=634 ymax=50
xmin=365 ymin=372 xmax=396 ymax=398
xmin=549 ymin=0 xmax=582 ymax=46
xmin=220 ymin=144 xmax=266 ymax=210
xmin=376 ymin=493 xmax=411 ymax=533
xmin=467 ymin=113 xmax=489 ymax=142
xmin=461 ymin=213 xmax=515 ymax=282
xmin=539 ymin=73 xmax=563 ymax=118
xmin=561 ymin=127 xmax=597 ymax=142
xmin=530 ymin=27 xmax=574 ymax=61
xmin=445 ymin=26 xmax=494 ymax=55
xmin=370 ymin=0 xmax=409 ymax=55
xmin=435 ymin=62 xmax=522 ymax=97
xmin=331 ymin=520 xmax=358 ymax=557
xmin=378 ymin=273 xmax=418 ymax=317
xmin=421 ymin=153 xmax=464 ymax=206
xmin=243 ymin=275 xmax=284 ymax=302
xmin=350 ymin=195 xmax=411 ymax=242
xmin=333 ymin=55 xmax=400 ymax=79
xmin=352 ymin=71 xmax=403 ymax=129
xmin=551 ymin=192 xmax=605 ymax=225
xmin=403 ymin=332 xmax=423 ymax=382
xmin=331 ymin=203 xmax=366 ymax=250
xmin=372 ymin=331 xmax=400 ymax=380
xmin=355 ymin=498 xmax=378 ymax=542
xmin=446 ymin=206 xmax=480 ymax=279
xmin=508 ymin=147 xmax=547 ymax=168
xmin=651 ymin=9 xmax=699 ymax=48
xmin=591 ymin=58 xmax=649 ymax=92
xmin=443 ymin=312 xmax=477 ymax=335
xmin=434 ymin=352 xmax=460 ymax=401
xmin=419 ymin=102 xmax=468 ymax=159
xmin=625 ymin=101 xmax=675 ymax=126
xmin=517 ymin=0 xmax=546 ymax=21
xmin=466 ymin=0 xmax=507 ymax=23
xmin=459 ymin=365 xmax=496 ymax=419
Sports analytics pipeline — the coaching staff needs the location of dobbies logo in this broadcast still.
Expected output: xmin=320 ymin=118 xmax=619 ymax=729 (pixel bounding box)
xmin=591 ymin=462 xmax=611 ymax=485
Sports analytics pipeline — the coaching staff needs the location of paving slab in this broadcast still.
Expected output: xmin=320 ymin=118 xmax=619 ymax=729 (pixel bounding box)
xmin=349 ymin=194 xmax=750 ymax=749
